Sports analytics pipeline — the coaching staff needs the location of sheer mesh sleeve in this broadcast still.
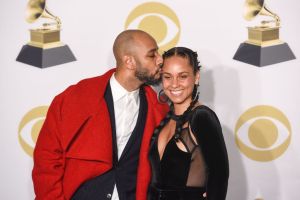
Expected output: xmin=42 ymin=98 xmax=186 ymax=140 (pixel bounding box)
xmin=189 ymin=105 xmax=229 ymax=200
xmin=177 ymin=128 xmax=208 ymax=187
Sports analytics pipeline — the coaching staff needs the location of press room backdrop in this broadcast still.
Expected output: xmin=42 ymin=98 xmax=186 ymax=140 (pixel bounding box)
xmin=1 ymin=0 xmax=300 ymax=199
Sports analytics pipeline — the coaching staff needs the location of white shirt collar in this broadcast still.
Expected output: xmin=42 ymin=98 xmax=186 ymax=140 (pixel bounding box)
xmin=110 ymin=73 xmax=139 ymax=104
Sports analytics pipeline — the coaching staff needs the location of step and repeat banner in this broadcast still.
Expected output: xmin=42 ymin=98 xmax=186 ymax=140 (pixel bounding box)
xmin=1 ymin=0 xmax=300 ymax=199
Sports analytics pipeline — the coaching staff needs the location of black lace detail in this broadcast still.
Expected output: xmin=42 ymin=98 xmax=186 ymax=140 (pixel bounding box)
xmin=151 ymin=94 xmax=199 ymax=145
xmin=170 ymin=95 xmax=198 ymax=142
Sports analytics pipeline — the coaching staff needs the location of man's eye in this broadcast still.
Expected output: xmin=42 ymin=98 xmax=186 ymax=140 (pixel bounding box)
xmin=163 ymin=76 xmax=171 ymax=79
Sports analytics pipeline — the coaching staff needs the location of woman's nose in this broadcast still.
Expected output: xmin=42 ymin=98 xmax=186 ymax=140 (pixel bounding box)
xmin=171 ymin=77 xmax=179 ymax=87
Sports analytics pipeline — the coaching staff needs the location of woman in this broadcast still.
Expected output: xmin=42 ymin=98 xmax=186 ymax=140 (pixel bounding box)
xmin=148 ymin=47 xmax=229 ymax=200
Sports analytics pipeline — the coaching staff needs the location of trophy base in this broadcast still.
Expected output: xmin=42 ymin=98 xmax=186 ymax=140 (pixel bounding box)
xmin=233 ymin=42 xmax=295 ymax=67
xmin=16 ymin=44 xmax=76 ymax=68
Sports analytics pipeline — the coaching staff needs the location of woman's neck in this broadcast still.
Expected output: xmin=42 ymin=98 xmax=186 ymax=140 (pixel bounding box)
xmin=173 ymin=100 xmax=192 ymax=116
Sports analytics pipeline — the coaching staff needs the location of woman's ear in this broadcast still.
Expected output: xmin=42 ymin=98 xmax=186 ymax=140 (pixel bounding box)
xmin=195 ymin=71 xmax=200 ymax=85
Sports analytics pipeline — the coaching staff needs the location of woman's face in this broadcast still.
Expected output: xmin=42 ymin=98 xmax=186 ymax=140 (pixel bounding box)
xmin=161 ymin=55 xmax=200 ymax=107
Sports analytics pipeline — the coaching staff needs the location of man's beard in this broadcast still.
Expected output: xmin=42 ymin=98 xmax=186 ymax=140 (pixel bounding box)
xmin=135 ymin=67 xmax=161 ymax=86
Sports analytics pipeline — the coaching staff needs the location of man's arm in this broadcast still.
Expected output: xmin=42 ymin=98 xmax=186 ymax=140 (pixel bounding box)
xmin=32 ymin=96 xmax=66 ymax=200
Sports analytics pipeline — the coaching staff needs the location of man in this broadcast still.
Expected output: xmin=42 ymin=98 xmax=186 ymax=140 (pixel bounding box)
xmin=32 ymin=29 xmax=169 ymax=200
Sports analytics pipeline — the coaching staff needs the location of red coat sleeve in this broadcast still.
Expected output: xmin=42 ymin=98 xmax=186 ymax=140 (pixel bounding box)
xmin=32 ymin=95 xmax=66 ymax=200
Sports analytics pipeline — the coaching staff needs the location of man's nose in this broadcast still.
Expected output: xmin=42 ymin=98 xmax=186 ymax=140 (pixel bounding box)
xmin=157 ymin=54 xmax=163 ymax=67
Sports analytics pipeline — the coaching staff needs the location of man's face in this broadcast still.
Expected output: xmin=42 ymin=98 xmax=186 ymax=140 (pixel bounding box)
xmin=133 ymin=35 xmax=163 ymax=85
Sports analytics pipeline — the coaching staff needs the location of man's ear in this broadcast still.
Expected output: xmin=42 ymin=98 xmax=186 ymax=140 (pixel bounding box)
xmin=123 ymin=55 xmax=136 ymax=70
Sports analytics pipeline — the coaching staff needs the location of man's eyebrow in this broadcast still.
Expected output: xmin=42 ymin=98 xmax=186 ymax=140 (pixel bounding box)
xmin=148 ymin=48 xmax=158 ymax=53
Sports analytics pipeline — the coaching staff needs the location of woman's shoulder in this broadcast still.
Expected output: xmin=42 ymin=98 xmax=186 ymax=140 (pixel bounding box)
xmin=189 ymin=104 xmax=221 ymax=131
xmin=191 ymin=104 xmax=218 ymax=119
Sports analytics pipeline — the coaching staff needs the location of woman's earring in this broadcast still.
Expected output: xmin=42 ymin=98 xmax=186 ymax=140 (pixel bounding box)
xmin=157 ymin=89 xmax=169 ymax=103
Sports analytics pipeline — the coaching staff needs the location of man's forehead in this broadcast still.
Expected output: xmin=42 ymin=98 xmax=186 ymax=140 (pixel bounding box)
xmin=135 ymin=38 xmax=157 ymax=51
xmin=148 ymin=47 xmax=159 ymax=53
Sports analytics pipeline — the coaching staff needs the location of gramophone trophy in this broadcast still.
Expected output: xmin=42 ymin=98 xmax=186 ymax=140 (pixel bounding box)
xmin=233 ymin=0 xmax=295 ymax=67
xmin=16 ymin=0 xmax=76 ymax=68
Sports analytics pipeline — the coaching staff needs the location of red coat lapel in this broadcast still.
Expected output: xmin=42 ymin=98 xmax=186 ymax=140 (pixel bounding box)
xmin=136 ymin=86 xmax=169 ymax=200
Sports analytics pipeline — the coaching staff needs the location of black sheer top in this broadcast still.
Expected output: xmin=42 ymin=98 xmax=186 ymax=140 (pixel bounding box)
xmin=148 ymin=105 xmax=229 ymax=200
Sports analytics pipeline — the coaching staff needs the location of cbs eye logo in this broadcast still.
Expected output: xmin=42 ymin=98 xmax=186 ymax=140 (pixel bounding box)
xmin=235 ymin=105 xmax=291 ymax=162
xmin=18 ymin=106 xmax=49 ymax=157
xmin=125 ymin=2 xmax=180 ymax=53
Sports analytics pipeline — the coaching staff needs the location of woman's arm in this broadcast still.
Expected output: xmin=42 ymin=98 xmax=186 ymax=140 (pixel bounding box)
xmin=190 ymin=106 xmax=229 ymax=200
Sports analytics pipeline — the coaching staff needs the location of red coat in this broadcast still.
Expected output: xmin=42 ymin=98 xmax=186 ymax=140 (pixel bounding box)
xmin=32 ymin=69 xmax=168 ymax=200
